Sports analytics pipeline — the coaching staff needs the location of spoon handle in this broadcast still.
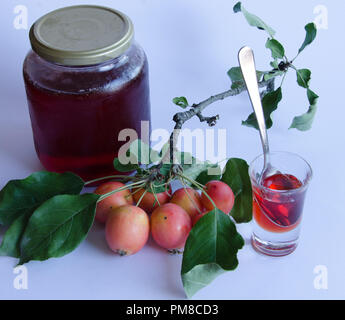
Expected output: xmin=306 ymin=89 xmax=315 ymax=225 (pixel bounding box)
xmin=238 ymin=46 xmax=270 ymax=161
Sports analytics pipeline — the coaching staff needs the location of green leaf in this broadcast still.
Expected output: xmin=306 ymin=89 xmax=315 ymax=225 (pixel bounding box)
xmin=221 ymin=158 xmax=252 ymax=223
xmin=296 ymin=69 xmax=311 ymax=89
xmin=290 ymin=89 xmax=319 ymax=131
xmin=227 ymin=67 xmax=264 ymax=90
xmin=173 ymin=97 xmax=189 ymax=109
xmin=178 ymin=151 xmax=194 ymax=167
xmin=115 ymin=139 xmax=160 ymax=169
xmin=159 ymin=163 xmax=173 ymax=177
xmin=113 ymin=158 xmax=140 ymax=173
xmin=130 ymin=139 xmax=160 ymax=164
xmin=270 ymin=60 xmax=279 ymax=69
xmin=144 ymin=179 xmax=169 ymax=195
xmin=157 ymin=143 xmax=196 ymax=167
xmin=183 ymin=162 xmax=211 ymax=183
xmin=0 ymin=171 xmax=84 ymax=227
xmin=266 ymin=39 xmax=285 ymax=59
xmin=233 ymin=2 xmax=276 ymax=37
xmin=227 ymin=67 xmax=244 ymax=89
xmin=172 ymin=151 xmax=221 ymax=187
xmin=298 ymin=23 xmax=317 ymax=54
xmin=195 ymin=164 xmax=222 ymax=186
xmin=290 ymin=105 xmax=317 ymax=131
xmin=19 ymin=193 xmax=100 ymax=265
xmin=263 ymin=70 xmax=285 ymax=81
xmin=291 ymin=68 xmax=317 ymax=131
xmin=0 ymin=214 xmax=30 ymax=257
xmin=227 ymin=67 xmax=244 ymax=83
xmin=307 ymin=88 xmax=319 ymax=106
xmin=183 ymin=158 xmax=221 ymax=186
xmin=233 ymin=2 xmax=242 ymax=12
xmin=0 ymin=172 xmax=84 ymax=258
xmin=181 ymin=209 xmax=244 ymax=298
xmin=242 ymin=87 xmax=282 ymax=130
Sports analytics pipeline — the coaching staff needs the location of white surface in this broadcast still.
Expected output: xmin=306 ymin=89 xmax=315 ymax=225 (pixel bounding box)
xmin=0 ymin=0 xmax=344 ymax=299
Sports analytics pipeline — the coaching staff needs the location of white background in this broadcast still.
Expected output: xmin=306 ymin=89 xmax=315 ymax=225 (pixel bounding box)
xmin=0 ymin=0 xmax=344 ymax=299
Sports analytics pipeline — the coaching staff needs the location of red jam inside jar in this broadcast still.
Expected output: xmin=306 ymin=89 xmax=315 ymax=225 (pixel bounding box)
xmin=23 ymin=6 xmax=151 ymax=182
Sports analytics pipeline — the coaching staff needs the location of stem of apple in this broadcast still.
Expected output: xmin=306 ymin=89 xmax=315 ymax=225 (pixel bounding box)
xmin=130 ymin=186 xmax=145 ymax=197
xmin=178 ymin=178 xmax=203 ymax=215
xmin=135 ymin=189 xmax=147 ymax=208
xmin=98 ymin=181 xmax=146 ymax=202
xmin=150 ymin=182 xmax=161 ymax=208
xmin=178 ymin=174 xmax=217 ymax=209
xmin=84 ymin=175 xmax=139 ymax=186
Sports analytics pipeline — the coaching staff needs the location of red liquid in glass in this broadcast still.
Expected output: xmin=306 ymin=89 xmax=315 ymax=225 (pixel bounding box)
xmin=253 ymin=174 xmax=305 ymax=233
xmin=23 ymin=48 xmax=150 ymax=182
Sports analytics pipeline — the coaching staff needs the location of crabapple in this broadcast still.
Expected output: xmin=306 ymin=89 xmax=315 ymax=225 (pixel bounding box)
xmin=94 ymin=181 xmax=133 ymax=223
xmin=133 ymin=186 xmax=171 ymax=214
xmin=151 ymin=203 xmax=192 ymax=250
xmin=201 ymin=180 xmax=235 ymax=214
xmin=170 ymin=187 xmax=203 ymax=219
xmin=105 ymin=205 xmax=149 ymax=256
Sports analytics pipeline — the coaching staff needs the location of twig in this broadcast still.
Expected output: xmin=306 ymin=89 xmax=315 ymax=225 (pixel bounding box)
xmin=161 ymin=78 xmax=275 ymax=165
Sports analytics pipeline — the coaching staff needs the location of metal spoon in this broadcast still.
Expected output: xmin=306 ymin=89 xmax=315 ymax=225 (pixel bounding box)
xmin=238 ymin=46 xmax=276 ymax=184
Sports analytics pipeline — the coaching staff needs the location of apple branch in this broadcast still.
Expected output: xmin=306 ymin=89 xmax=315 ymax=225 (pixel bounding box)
xmin=161 ymin=78 xmax=275 ymax=166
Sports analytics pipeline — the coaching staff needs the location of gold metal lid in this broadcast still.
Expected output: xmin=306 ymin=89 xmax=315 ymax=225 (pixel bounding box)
xmin=29 ymin=5 xmax=134 ymax=66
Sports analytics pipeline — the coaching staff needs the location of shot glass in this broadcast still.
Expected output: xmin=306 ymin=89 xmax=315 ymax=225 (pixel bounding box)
xmin=249 ymin=151 xmax=313 ymax=257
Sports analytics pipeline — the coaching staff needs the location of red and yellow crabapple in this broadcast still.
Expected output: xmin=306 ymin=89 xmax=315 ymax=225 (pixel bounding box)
xmin=201 ymin=180 xmax=235 ymax=214
xmin=133 ymin=186 xmax=171 ymax=214
xmin=170 ymin=187 xmax=203 ymax=220
xmin=94 ymin=181 xmax=133 ymax=223
xmin=105 ymin=205 xmax=150 ymax=256
xmin=151 ymin=203 xmax=192 ymax=250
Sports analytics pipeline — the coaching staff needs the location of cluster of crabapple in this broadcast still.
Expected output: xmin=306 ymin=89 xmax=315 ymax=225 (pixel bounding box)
xmin=93 ymin=180 xmax=235 ymax=256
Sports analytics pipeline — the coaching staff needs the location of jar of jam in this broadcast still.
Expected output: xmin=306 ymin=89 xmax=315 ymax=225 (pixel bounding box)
xmin=23 ymin=5 xmax=151 ymax=182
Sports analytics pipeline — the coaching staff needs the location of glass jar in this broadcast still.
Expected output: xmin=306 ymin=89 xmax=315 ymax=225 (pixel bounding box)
xmin=23 ymin=5 xmax=151 ymax=182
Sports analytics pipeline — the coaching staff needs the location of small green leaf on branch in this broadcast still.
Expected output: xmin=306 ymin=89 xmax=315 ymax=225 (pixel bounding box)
xmin=195 ymin=164 xmax=222 ymax=185
xmin=296 ymin=69 xmax=311 ymax=88
xmin=233 ymin=2 xmax=276 ymax=37
xmin=173 ymin=97 xmax=189 ymax=109
xmin=266 ymin=39 xmax=285 ymax=59
xmin=298 ymin=23 xmax=317 ymax=54
xmin=264 ymin=70 xmax=284 ymax=81
xmin=242 ymin=87 xmax=282 ymax=130
xmin=221 ymin=158 xmax=252 ymax=223
xmin=290 ymin=89 xmax=319 ymax=131
xmin=113 ymin=158 xmax=140 ymax=173
xmin=227 ymin=67 xmax=264 ymax=89
xmin=270 ymin=60 xmax=279 ymax=69
xmin=114 ymin=139 xmax=160 ymax=170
